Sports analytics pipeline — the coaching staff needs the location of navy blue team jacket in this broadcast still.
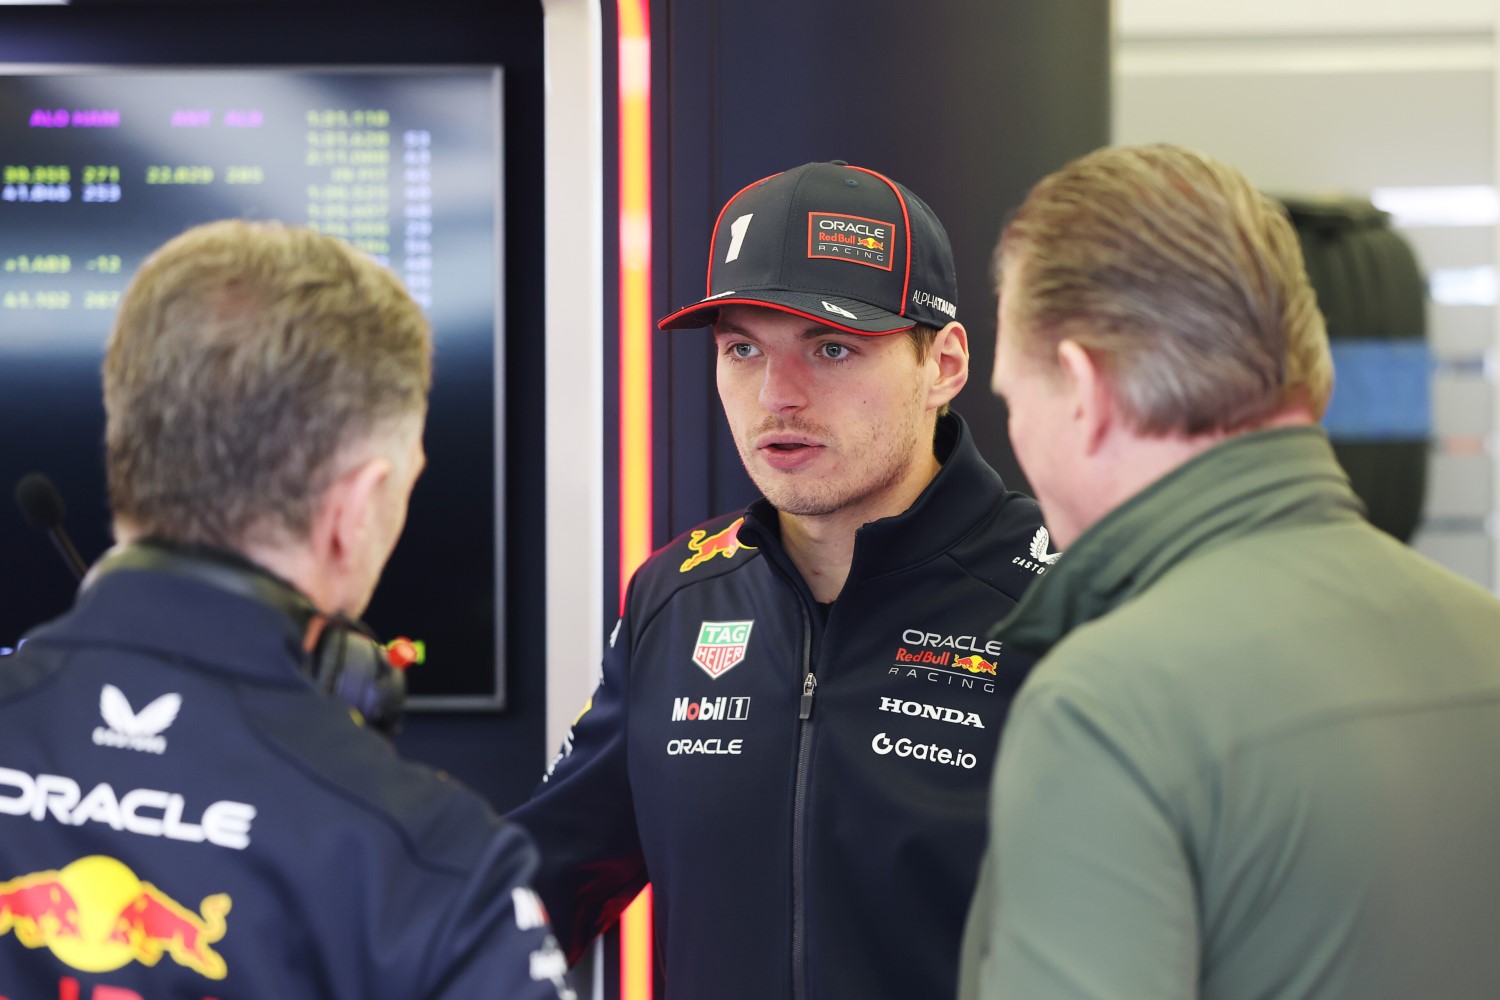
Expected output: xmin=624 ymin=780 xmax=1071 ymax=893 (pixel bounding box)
xmin=0 ymin=565 xmax=569 ymax=1000
xmin=510 ymin=413 xmax=1051 ymax=1000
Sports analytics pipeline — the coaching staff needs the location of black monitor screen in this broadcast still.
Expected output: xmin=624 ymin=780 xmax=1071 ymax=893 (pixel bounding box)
xmin=0 ymin=66 xmax=505 ymax=708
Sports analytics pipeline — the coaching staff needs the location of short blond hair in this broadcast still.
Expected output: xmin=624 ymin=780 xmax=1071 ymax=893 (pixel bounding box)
xmin=996 ymin=144 xmax=1332 ymax=435
xmin=104 ymin=219 xmax=432 ymax=547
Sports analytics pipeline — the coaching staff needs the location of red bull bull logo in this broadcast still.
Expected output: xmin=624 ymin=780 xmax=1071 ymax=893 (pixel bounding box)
xmin=680 ymin=517 xmax=756 ymax=573
xmin=951 ymin=654 xmax=998 ymax=677
xmin=855 ymin=237 xmax=884 ymax=251
xmin=0 ymin=873 xmax=81 ymax=947
xmin=0 ymin=856 xmax=230 ymax=980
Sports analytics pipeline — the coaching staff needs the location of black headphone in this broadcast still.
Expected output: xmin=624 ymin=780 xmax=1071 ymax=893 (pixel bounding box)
xmin=84 ymin=540 xmax=407 ymax=735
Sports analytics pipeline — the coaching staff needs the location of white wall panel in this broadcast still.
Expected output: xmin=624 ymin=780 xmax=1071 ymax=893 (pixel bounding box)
xmin=1120 ymin=0 xmax=1493 ymax=39
xmin=1425 ymin=453 xmax=1493 ymax=518
xmin=1116 ymin=67 xmax=1492 ymax=192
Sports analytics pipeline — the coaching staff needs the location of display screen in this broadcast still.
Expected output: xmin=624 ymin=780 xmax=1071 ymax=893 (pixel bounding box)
xmin=0 ymin=67 xmax=506 ymax=708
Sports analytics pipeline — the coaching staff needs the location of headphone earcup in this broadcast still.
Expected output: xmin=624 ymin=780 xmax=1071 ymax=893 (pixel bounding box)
xmin=308 ymin=615 xmax=407 ymax=735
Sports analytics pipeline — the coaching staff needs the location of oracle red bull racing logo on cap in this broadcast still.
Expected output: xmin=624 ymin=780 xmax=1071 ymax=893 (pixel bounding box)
xmin=0 ymin=855 xmax=230 ymax=979
xmin=680 ymin=517 xmax=756 ymax=573
xmin=808 ymin=212 xmax=894 ymax=271
xmin=692 ymin=620 xmax=753 ymax=679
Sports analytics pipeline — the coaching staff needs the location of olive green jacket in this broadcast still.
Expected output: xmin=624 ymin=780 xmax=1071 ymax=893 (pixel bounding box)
xmin=960 ymin=426 xmax=1500 ymax=1000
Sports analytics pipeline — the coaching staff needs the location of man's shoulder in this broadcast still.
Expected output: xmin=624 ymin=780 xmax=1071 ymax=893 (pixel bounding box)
xmin=636 ymin=509 xmax=764 ymax=587
xmin=980 ymin=488 xmax=1048 ymax=540
xmin=942 ymin=487 xmax=1052 ymax=600
xmin=0 ymin=643 xmax=59 ymax=701
xmin=241 ymin=687 xmax=518 ymax=876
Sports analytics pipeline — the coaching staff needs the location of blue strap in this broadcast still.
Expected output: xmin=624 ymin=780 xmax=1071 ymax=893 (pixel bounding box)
xmin=1321 ymin=340 xmax=1432 ymax=440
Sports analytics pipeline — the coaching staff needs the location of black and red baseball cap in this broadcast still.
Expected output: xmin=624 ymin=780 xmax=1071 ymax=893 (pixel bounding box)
xmin=657 ymin=160 xmax=960 ymax=335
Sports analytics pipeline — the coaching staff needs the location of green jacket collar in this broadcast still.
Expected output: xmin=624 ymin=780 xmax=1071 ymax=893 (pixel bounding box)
xmin=997 ymin=426 xmax=1365 ymax=657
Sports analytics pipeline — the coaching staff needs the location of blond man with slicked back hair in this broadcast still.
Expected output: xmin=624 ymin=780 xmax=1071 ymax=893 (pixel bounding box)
xmin=0 ymin=219 xmax=574 ymax=1000
xmin=996 ymin=143 xmax=1332 ymax=436
xmin=961 ymin=144 xmax=1500 ymax=1000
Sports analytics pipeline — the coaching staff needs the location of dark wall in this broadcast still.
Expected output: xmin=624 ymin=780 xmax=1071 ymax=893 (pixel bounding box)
xmin=653 ymin=0 xmax=1112 ymax=538
xmin=0 ymin=0 xmax=548 ymax=811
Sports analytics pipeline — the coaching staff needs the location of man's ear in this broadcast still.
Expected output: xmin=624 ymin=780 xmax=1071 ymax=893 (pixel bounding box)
xmin=928 ymin=321 xmax=970 ymax=409
xmin=1057 ymin=338 xmax=1111 ymax=455
xmin=307 ymin=456 xmax=393 ymax=574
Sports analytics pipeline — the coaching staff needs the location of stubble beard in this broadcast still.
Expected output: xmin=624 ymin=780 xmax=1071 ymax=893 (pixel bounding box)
xmin=738 ymin=412 xmax=926 ymax=519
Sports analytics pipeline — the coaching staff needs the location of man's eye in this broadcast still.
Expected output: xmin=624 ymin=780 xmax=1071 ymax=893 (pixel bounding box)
xmin=820 ymin=343 xmax=850 ymax=360
xmin=729 ymin=343 xmax=758 ymax=359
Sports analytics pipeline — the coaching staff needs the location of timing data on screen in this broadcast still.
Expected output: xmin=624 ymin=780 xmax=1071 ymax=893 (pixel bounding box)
xmin=0 ymin=68 xmax=507 ymax=707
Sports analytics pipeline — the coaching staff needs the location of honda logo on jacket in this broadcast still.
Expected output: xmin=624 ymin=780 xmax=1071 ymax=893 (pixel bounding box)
xmin=878 ymin=697 xmax=984 ymax=728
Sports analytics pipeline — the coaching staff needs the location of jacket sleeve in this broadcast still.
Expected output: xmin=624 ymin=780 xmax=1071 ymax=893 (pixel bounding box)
xmin=506 ymin=598 xmax=647 ymax=963
xmin=419 ymin=823 xmax=578 ymax=1000
xmin=963 ymin=675 xmax=1198 ymax=1000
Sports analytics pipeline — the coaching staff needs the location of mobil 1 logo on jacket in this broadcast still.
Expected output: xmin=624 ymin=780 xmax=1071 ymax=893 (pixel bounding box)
xmin=692 ymin=620 xmax=753 ymax=679
xmin=664 ymin=621 xmax=757 ymax=759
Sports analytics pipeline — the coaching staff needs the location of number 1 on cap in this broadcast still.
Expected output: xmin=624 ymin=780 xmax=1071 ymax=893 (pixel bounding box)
xmin=724 ymin=213 xmax=753 ymax=263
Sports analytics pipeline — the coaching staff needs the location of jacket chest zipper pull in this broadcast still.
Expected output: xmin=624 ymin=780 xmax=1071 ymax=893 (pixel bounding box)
xmin=799 ymin=673 xmax=817 ymax=720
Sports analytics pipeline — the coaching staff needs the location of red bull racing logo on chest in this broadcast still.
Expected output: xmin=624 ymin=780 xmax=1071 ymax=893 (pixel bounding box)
xmin=890 ymin=628 xmax=1003 ymax=694
xmin=692 ymin=620 xmax=753 ymax=679
xmin=0 ymin=855 xmax=230 ymax=980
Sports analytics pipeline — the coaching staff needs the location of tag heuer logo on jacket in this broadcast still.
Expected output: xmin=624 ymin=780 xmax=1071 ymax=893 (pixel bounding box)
xmin=692 ymin=620 xmax=753 ymax=678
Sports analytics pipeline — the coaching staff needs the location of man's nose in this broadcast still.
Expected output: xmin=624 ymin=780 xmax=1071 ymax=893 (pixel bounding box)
xmin=758 ymin=355 xmax=809 ymax=412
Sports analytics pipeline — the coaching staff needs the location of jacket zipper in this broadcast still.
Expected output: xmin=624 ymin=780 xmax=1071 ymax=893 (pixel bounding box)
xmin=791 ymin=602 xmax=816 ymax=1000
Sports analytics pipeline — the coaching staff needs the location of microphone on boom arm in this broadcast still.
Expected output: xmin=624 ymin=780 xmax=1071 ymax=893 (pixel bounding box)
xmin=14 ymin=472 xmax=90 ymax=582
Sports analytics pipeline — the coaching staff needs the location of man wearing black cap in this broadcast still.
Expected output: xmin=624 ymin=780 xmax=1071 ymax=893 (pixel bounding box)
xmin=511 ymin=161 xmax=1047 ymax=1000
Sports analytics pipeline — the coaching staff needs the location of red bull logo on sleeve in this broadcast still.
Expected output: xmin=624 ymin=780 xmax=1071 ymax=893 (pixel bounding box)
xmin=0 ymin=856 xmax=230 ymax=980
xmin=679 ymin=517 xmax=756 ymax=573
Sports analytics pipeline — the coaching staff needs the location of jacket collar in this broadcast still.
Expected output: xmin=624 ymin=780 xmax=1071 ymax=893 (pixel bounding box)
xmin=997 ymin=426 xmax=1365 ymax=657
xmin=26 ymin=567 xmax=314 ymax=687
xmin=741 ymin=411 xmax=1009 ymax=583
